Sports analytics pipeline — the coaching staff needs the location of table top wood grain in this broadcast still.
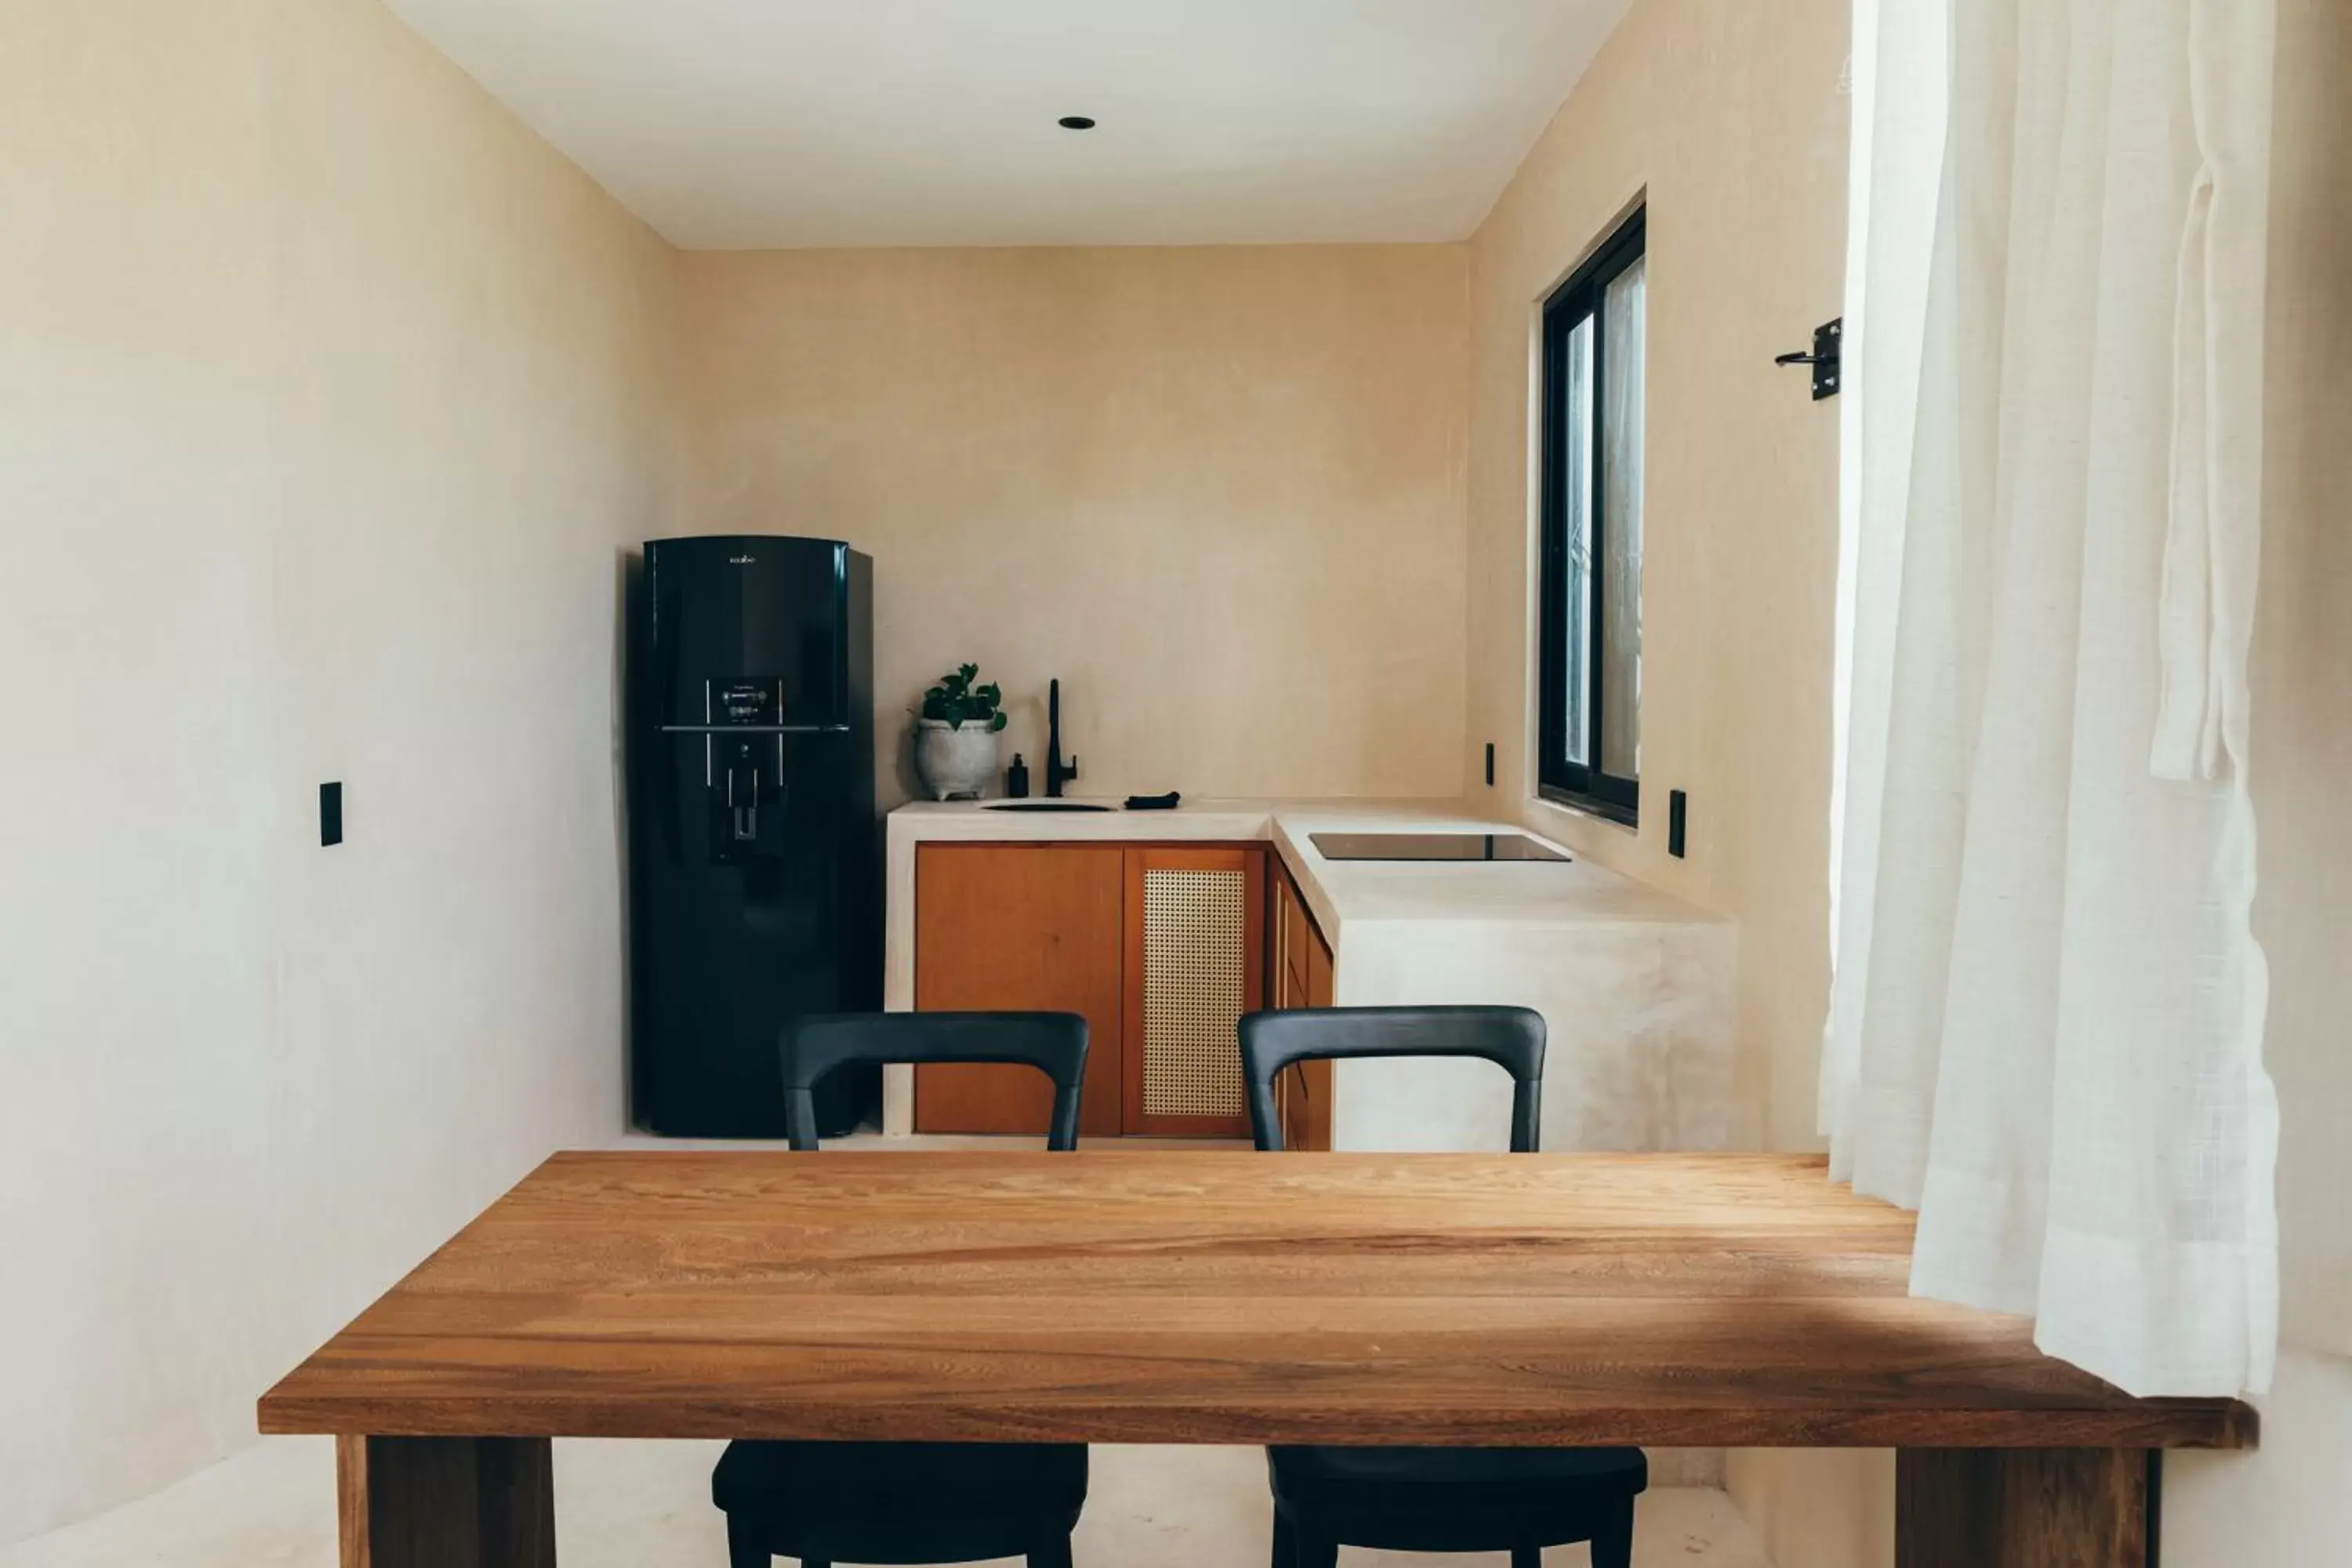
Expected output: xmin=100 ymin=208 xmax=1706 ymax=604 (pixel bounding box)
xmin=256 ymin=1150 xmax=2254 ymax=1450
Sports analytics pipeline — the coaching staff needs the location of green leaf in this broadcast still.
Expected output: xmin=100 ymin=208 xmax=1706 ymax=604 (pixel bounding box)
xmin=923 ymin=662 xmax=1007 ymax=733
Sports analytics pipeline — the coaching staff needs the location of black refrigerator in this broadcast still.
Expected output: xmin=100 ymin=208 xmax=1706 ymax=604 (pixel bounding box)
xmin=627 ymin=535 xmax=878 ymax=1137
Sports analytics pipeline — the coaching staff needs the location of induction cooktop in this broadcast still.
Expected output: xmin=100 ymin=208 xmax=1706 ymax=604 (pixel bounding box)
xmin=1309 ymin=832 xmax=1570 ymax=863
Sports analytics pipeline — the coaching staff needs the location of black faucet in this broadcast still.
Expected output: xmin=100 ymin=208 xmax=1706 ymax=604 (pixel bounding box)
xmin=1046 ymin=678 xmax=1079 ymax=797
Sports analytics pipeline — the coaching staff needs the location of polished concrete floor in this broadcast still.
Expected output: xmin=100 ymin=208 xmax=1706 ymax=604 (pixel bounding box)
xmin=2 ymin=1436 xmax=1774 ymax=1567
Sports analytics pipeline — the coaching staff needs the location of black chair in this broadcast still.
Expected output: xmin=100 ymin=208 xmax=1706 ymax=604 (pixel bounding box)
xmin=1238 ymin=1007 xmax=1648 ymax=1568
xmin=713 ymin=1011 xmax=1092 ymax=1568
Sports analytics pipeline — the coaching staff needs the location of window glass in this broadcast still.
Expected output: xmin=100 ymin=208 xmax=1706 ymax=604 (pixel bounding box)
xmin=1599 ymin=256 xmax=1645 ymax=780
xmin=1563 ymin=314 xmax=1595 ymax=767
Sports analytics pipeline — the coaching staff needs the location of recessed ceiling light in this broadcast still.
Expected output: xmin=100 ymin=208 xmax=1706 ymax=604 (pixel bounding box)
xmin=1057 ymin=115 xmax=1097 ymax=130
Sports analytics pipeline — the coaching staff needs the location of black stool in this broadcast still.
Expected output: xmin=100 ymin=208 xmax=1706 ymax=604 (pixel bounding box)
xmin=1239 ymin=1006 xmax=1648 ymax=1568
xmin=713 ymin=1011 xmax=1092 ymax=1568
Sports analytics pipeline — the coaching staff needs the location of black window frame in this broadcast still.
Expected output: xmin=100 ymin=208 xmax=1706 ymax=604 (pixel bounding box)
xmin=1537 ymin=206 xmax=1646 ymax=825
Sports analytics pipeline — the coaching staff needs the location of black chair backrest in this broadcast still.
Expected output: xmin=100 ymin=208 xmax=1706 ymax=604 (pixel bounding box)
xmin=1237 ymin=1006 xmax=1547 ymax=1152
xmin=780 ymin=1011 xmax=1090 ymax=1151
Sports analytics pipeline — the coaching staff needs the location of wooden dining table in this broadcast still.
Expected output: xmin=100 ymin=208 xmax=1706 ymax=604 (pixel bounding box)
xmin=259 ymin=1150 xmax=2252 ymax=1568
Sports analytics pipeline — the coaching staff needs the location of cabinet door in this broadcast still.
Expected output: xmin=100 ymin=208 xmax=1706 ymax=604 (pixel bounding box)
xmin=1273 ymin=869 xmax=1307 ymax=1009
xmin=1304 ymin=916 xmax=1334 ymax=1007
xmin=1283 ymin=872 xmax=1314 ymax=1004
xmin=1121 ymin=846 xmax=1264 ymax=1138
xmin=1292 ymin=915 xmax=1335 ymax=1149
xmin=1269 ymin=859 xmax=1335 ymax=1152
xmin=913 ymin=844 xmax=1126 ymax=1137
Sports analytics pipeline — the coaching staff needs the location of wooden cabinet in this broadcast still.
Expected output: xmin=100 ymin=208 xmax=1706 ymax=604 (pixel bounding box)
xmin=1266 ymin=856 xmax=1334 ymax=1151
xmin=913 ymin=844 xmax=1127 ymax=1136
xmin=913 ymin=843 xmax=1263 ymax=1139
xmin=1121 ymin=846 xmax=1265 ymax=1138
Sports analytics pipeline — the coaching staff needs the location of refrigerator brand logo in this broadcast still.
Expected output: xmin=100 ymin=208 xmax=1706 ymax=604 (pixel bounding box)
xmin=728 ymin=555 xmax=757 ymax=565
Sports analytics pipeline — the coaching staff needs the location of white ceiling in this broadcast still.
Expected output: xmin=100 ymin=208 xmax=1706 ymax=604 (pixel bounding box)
xmin=383 ymin=0 xmax=1630 ymax=249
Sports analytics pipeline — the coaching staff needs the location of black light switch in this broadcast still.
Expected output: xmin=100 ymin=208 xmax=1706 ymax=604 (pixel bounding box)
xmin=319 ymin=782 xmax=343 ymax=847
xmin=1668 ymin=789 xmax=1687 ymax=858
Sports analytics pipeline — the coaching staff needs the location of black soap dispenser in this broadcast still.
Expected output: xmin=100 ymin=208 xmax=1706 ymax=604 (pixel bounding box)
xmin=1005 ymin=753 xmax=1030 ymax=799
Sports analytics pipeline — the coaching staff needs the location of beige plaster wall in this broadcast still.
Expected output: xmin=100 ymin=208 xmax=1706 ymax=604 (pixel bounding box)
xmin=1459 ymin=4 xmax=1859 ymax=1555
xmin=1738 ymin=3 xmax=2352 ymax=1560
xmin=677 ymin=245 xmax=1469 ymax=806
xmin=5 ymin=0 xmax=2337 ymax=1557
xmin=0 ymin=0 xmax=674 ymax=1543
xmin=2244 ymin=0 xmax=2352 ymax=1376
xmin=2169 ymin=0 xmax=2352 ymax=1551
xmin=1462 ymin=0 xmax=1852 ymax=1154
xmin=1467 ymin=0 xmax=2347 ymax=1561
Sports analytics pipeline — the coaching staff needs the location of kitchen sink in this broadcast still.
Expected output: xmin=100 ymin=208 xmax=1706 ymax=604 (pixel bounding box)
xmin=983 ymin=801 xmax=1115 ymax=812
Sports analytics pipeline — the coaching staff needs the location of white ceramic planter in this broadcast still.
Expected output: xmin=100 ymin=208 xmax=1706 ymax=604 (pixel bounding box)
xmin=913 ymin=718 xmax=1000 ymax=800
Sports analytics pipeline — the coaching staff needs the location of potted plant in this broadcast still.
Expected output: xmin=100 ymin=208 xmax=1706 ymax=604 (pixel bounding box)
xmin=913 ymin=663 xmax=1007 ymax=800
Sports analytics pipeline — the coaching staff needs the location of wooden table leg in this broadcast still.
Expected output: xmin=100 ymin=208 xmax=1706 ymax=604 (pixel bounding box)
xmin=1896 ymin=1449 xmax=2155 ymax=1567
xmin=336 ymin=1434 xmax=556 ymax=1568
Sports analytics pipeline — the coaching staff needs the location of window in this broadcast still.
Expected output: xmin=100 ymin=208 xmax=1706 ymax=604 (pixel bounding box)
xmin=1537 ymin=207 xmax=1646 ymax=823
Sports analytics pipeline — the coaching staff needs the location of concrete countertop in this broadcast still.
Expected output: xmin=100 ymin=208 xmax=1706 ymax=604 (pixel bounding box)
xmin=880 ymin=799 xmax=1737 ymax=1148
xmin=885 ymin=797 xmax=1721 ymax=950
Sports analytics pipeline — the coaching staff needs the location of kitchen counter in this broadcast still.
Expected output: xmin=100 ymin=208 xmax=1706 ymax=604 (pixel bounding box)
xmin=891 ymin=797 xmax=1712 ymax=931
xmin=884 ymin=799 xmax=1742 ymax=1151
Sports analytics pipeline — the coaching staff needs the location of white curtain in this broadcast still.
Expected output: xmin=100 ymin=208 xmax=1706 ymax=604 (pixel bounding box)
xmin=1824 ymin=0 xmax=2280 ymax=1397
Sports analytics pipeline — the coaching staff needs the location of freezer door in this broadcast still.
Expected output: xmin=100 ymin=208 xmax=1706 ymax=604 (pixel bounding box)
xmin=642 ymin=535 xmax=851 ymax=728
